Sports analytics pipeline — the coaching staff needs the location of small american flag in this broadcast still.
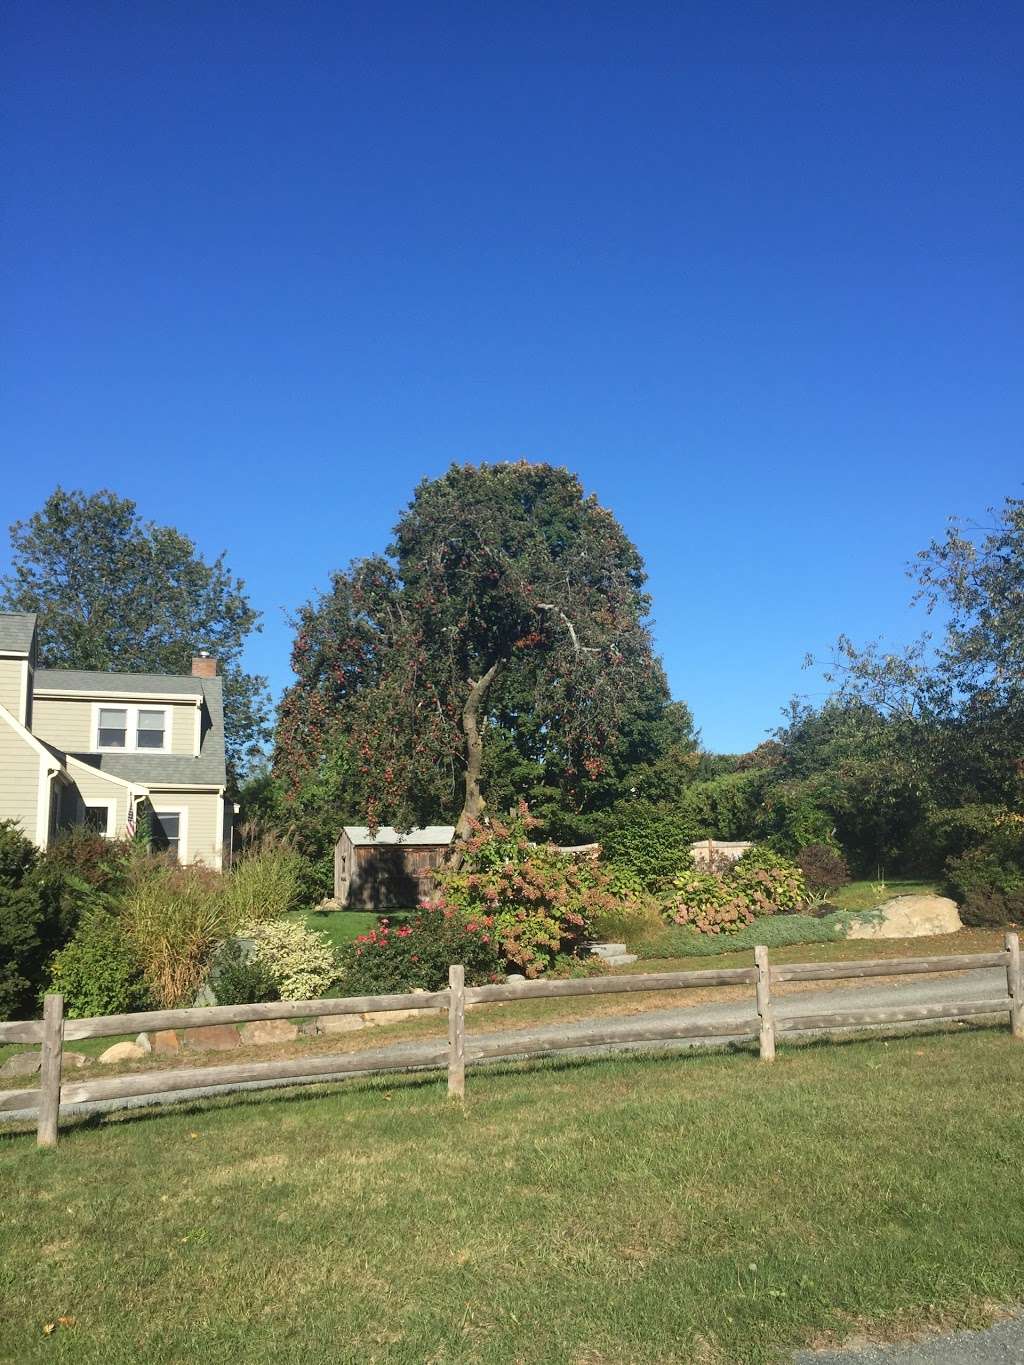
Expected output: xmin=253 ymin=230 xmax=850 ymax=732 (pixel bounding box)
xmin=125 ymin=802 xmax=137 ymax=839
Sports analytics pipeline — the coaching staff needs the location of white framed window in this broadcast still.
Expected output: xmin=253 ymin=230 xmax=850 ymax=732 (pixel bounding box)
xmin=151 ymin=807 xmax=188 ymax=862
xmin=93 ymin=703 xmax=171 ymax=753
xmin=82 ymin=801 xmax=116 ymax=838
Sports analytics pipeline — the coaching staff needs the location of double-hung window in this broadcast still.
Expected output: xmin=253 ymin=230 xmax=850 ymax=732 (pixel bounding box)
xmin=136 ymin=709 xmax=166 ymax=749
xmin=97 ymin=707 xmax=128 ymax=748
xmin=151 ymin=810 xmax=184 ymax=862
xmin=94 ymin=704 xmax=170 ymax=752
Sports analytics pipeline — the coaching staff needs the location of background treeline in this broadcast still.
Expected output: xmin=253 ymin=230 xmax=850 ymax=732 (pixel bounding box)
xmin=249 ymin=486 xmax=1024 ymax=928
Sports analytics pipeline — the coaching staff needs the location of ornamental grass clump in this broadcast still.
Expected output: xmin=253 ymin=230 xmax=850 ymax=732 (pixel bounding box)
xmin=122 ymin=862 xmax=228 ymax=1008
xmin=220 ymin=836 xmax=304 ymax=924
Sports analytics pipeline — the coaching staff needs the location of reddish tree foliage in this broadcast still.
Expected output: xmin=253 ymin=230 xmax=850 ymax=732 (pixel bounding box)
xmin=276 ymin=462 xmax=663 ymax=860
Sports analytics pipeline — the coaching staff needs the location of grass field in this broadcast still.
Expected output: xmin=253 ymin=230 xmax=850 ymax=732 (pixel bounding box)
xmin=1 ymin=1026 xmax=1021 ymax=1364
xmin=830 ymin=880 xmax=939 ymax=912
xmin=301 ymin=908 xmax=414 ymax=949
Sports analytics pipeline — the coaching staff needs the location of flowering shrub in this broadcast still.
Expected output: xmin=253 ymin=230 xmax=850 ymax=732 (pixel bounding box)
xmin=664 ymin=870 xmax=755 ymax=935
xmin=432 ymin=807 xmax=596 ymax=976
xmin=240 ymin=918 xmax=340 ymax=1000
xmin=662 ymin=846 xmax=807 ymax=934
xmin=730 ymin=848 xmax=807 ymax=913
xmin=337 ymin=908 xmax=502 ymax=995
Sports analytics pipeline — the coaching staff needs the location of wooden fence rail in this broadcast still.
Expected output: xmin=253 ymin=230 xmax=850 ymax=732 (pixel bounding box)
xmin=3 ymin=932 xmax=1020 ymax=1147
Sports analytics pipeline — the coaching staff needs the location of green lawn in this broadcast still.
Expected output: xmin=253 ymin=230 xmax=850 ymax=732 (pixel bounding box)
xmin=300 ymin=908 xmax=414 ymax=950
xmin=830 ymin=879 xmax=939 ymax=912
xmin=1 ymin=1027 xmax=1021 ymax=1364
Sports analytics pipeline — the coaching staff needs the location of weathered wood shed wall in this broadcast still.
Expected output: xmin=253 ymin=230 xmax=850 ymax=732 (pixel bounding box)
xmin=334 ymin=826 xmax=455 ymax=910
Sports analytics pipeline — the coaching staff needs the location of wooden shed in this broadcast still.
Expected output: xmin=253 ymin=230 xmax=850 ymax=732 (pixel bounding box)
xmin=334 ymin=825 xmax=455 ymax=910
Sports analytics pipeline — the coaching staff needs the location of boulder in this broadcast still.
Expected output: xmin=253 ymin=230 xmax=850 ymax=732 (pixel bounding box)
xmin=362 ymin=1009 xmax=423 ymax=1025
xmin=135 ymin=1032 xmax=153 ymax=1054
xmin=846 ymin=894 xmax=963 ymax=940
xmin=0 ymin=1052 xmax=41 ymax=1077
xmin=239 ymin=1019 xmax=299 ymax=1046
xmin=61 ymin=1051 xmax=92 ymax=1071
xmin=305 ymin=1014 xmax=365 ymax=1035
xmin=152 ymin=1029 xmax=181 ymax=1054
xmin=99 ymin=1040 xmax=147 ymax=1065
xmin=181 ymin=1024 xmax=241 ymax=1051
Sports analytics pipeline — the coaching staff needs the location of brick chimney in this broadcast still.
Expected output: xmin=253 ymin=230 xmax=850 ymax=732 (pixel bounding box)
xmin=191 ymin=652 xmax=217 ymax=678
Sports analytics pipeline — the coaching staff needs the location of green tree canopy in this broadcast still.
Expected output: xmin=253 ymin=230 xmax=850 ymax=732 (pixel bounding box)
xmin=275 ymin=461 xmax=689 ymax=859
xmin=1 ymin=488 xmax=270 ymax=780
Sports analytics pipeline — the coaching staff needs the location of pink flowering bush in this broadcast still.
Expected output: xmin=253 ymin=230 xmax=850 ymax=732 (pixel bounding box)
xmin=336 ymin=907 xmax=502 ymax=995
xmin=431 ymin=806 xmax=599 ymax=977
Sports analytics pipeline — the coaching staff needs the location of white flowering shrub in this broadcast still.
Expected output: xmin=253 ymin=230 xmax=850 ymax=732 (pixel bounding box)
xmin=241 ymin=919 xmax=339 ymax=1000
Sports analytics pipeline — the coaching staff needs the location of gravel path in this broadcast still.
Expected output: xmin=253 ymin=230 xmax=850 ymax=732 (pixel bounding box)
xmin=791 ymin=1309 xmax=1024 ymax=1363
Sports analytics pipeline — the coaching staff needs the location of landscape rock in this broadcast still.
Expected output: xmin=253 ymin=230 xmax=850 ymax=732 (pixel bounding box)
xmin=135 ymin=1032 xmax=153 ymax=1054
xmin=61 ymin=1051 xmax=92 ymax=1071
xmin=181 ymin=1024 xmax=241 ymax=1051
xmin=99 ymin=1041 xmax=147 ymax=1065
xmin=846 ymin=894 xmax=963 ymax=940
xmin=152 ymin=1029 xmax=180 ymax=1054
xmin=311 ymin=1014 xmax=365 ymax=1034
xmin=0 ymin=1052 xmax=41 ymax=1077
xmin=239 ymin=1019 xmax=299 ymax=1046
xmin=362 ymin=1008 xmax=424 ymax=1025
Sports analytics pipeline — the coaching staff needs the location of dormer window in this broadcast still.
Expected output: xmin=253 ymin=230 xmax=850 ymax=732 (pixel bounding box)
xmin=98 ymin=707 xmax=128 ymax=748
xmin=93 ymin=703 xmax=171 ymax=752
xmin=137 ymin=709 xmax=166 ymax=749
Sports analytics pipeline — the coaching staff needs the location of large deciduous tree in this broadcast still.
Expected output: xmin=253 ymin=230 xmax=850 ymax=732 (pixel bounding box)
xmin=275 ymin=462 xmax=673 ymax=861
xmin=1 ymin=488 xmax=270 ymax=780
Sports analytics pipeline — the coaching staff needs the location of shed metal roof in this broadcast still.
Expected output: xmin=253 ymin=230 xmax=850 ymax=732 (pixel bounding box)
xmin=0 ymin=612 xmax=37 ymax=655
xmin=342 ymin=825 xmax=455 ymax=847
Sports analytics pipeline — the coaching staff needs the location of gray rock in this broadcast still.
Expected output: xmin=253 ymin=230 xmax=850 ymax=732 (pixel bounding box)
xmin=61 ymin=1051 xmax=92 ymax=1071
xmin=0 ymin=1051 xmax=41 ymax=1077
xmin=135 ymin=1032 xmax=153 ymax=1053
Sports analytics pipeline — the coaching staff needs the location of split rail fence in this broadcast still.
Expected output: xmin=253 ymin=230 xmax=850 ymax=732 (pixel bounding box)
xmin=2 ymin=932 xmax=1021 ymax=1148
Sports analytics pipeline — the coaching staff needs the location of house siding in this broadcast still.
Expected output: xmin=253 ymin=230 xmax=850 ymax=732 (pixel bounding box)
xmin=63 ymin=765 xmax=133 ymax=835
xmin=0 ymin=659 xmax=27 ymax=724
xmin=0 ymin=721 xmax=42 ymax=838
xmin=32 ymin=696 xmax=200 ymax=757
xmin=147 ymin=788 xmax=226 ymax=868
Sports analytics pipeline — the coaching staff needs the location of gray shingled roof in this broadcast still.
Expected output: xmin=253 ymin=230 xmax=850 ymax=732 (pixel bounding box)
xmin=62 ymin=676 xmax=227 ymax=788
xmin=35 ymin=668 xmax=204 ymax=697
xmin=0 ymin=612 xmax=37 ymax=655
xmin=343 ymin=825 xmax=455 ymax=847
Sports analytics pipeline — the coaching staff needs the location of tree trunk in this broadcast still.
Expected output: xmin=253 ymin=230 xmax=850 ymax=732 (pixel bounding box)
xmin=448 ymin=662 xmax=500 ymax=869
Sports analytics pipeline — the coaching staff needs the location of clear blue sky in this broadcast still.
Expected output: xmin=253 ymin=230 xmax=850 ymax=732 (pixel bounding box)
xmin=2 ymin=3 xmax=1021 ymax=753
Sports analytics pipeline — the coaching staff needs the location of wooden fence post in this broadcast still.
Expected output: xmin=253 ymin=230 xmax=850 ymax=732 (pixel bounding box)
xmin=448 ymin=965 xmax=466 ymax=1098
xmin=754 ymin=947 xmax=775 ymax=1062
xmin=37 ymin=993 xmax=64 ymax=1148
xmin=1007 ymin=932 xmax=1023 ymax=1041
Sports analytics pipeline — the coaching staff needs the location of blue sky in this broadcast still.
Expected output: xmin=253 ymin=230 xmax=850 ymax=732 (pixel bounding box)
xmin=2 ymin=3 xmax=1021 ymax=753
